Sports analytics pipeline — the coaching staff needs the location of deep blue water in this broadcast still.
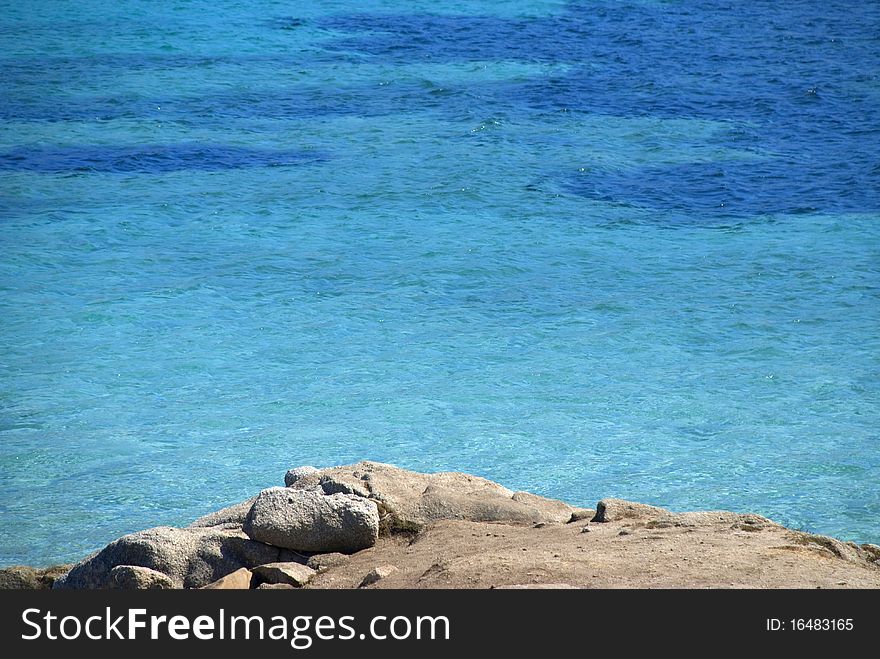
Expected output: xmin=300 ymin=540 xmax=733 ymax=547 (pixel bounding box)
xmin=1 ymin=0 xmax=878 ymax=566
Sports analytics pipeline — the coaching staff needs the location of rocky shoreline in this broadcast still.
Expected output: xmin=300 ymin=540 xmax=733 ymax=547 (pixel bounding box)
xmin=2 ymin=461 xmax=880 ymax=589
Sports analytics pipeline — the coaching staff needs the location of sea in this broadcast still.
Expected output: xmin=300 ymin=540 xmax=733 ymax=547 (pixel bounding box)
xmin=1 ymin=0 xmax=878 ymax=566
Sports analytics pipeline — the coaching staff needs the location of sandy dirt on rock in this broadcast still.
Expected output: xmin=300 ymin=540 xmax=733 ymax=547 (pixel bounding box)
xmin=309 ymin=515 xmax=880 ymax=589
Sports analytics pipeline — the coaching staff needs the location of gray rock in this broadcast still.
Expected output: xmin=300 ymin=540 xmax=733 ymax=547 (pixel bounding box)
xmin=54 ymin=526 xmax=280 ymax=589
xmin=284 ymin=466 xmax=321 ymax=488
xmin=306 ymin=552 xmax=351 ymax=573
xmin=200 ymin=567 xmax=253 ymax=590
xmin=0 ymin=565 xmax=72 ymax=590
xmin=110 ymin=565 xmax=175 ymax=590
xmin=359 ymin=565 xmax=398 ymax=588
xmin=253 ymin=562 xmax=316 ymax=587
xmin=188 ymin=497 xmax=257 ymax=528
xmin=316 ymin=461 xmax=580 ymax=532
xmin=244 ymin=487 xmax=379 ymax=553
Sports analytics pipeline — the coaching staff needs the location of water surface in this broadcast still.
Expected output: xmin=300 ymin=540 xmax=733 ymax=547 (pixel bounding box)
xmin=1 ymin=0 xmax=878 ymax=565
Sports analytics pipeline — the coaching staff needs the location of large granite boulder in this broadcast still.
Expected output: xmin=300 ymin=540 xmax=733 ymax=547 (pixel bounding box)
xmin=244 ymin=488 xmax=379 ymax=553
xmin=312 ymin=461 xmax=584 ymax=532
xmin=54 ymin=526 xmax=280 ymax=589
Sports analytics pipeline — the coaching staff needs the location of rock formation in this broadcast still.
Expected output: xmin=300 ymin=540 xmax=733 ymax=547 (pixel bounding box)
xmin=0 ymin=460 xmax=875 ymax=590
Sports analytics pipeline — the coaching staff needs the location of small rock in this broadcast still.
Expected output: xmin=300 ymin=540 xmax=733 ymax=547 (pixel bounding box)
xmin=359 ymin=565 xmax=398 ymax=588
xmin=284 ymin=466 xmax=321 ymax=488
xmin=581 ymin=526 xmax=592 ymax=534
xmin=253 ymin=562 xmax=316 ymax=588
xmin=200 ymin=567 xmax=253 ymax=590
xmin=110 ymin=565 xmax=175 ymax=590
xmin=257 ymin=583 xmax=296 ymax=590
xmin=619 ymin=530 xmax=632 ymax=536
xmin=533 ymin=522 xmax=547 ymax=529
xmin=244 ymin=488 xmax=379 ymax=553
xmin=306 ymin=552 xmax=351 ymax=573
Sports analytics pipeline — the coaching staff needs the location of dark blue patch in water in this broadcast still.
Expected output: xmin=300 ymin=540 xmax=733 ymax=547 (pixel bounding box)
xmin=1 ymin=1 xmax=878 ymax=218
xmin=566 ymin=158 xmax=880 ymax=218
xmin=0 ymin=77 xmax=461 ymax=124
xmin=0 ymin=144 xmax=325 ymax=173
xmin=264 ymin=16 xmax=308 ymax=31
xmin=314 ymin=0 xmax=880 ymax=218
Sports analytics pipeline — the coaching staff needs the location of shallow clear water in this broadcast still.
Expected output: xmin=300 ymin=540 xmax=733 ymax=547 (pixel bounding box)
xmin=1 ymin=0 xmax=878 ymax=566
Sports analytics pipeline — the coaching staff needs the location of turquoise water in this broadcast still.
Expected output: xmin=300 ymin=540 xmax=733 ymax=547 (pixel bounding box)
xmin=1 ymin=0 xmax=878 ymax=566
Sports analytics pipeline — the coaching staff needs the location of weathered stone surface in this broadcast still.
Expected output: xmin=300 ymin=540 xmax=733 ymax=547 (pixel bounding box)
xmin=510 ymin=491 xmax=576 ymax=523
xmin=253 ymin=562 xmax=316 ymax=587
xmin=284 ymin=466 xmax=321 ymax=489
xmin=200 ymin=567 xmax=253 ymax=590
xmin=568 ymin=509 xmax=595 ymax=523
xmin=307 ymin=552 xmax=351 ymax=573
xmin=590 ymin=499 xmax=779 ymax=530
xmin=317 ymin=461 xmax=580 ymax=532
xmin=110 ymin=565 xmax=175 ymax=589
xmin=678 ymin=511 xmax=773 ymax=528
xmin=54 ymin=526 xmax=280 ymax=589
xmin=244 ymin=488 xmax=379 ymax=553
xmin=791 ymin=532 xmax=878 ymax=564
xmin=0 ymin=565 xmax=71 ymax=590
xmin=359 ymin=565 xmax=398 ymax=588
xmin=257 ymin=583 xmax=295 ymax=589
xmin=189 ymin=497 xmax=257 ymax=528
xmin=591 ymin=498 xmax=672 ymax=523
